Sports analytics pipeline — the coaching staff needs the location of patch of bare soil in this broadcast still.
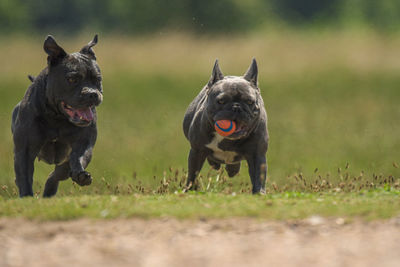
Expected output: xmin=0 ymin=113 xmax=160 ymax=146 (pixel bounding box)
xmin=1 ymin=217 xmax=400 ymax=267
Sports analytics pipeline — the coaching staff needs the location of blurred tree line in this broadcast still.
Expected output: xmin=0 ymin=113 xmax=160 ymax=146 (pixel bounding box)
xmin=0 ymin=0 xmax=400 ymax=35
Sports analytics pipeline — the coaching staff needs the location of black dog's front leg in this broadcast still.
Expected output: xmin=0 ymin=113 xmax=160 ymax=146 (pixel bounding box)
xmin=246 ymin=154 xmax=267 ymax=194
xmin=14 ymin=146 xmax=40 ymax=197
xmin=69 ymin=142 xmax=94 ymax=186
xmin=185 ymin=148 xmax=207 ymax=190
xmin=13 ymin=125 xmax=44 ymax=197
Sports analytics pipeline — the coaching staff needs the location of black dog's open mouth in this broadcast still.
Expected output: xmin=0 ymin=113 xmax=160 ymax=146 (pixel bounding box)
xmin=61 ymin=101 xmax=94 ymax=126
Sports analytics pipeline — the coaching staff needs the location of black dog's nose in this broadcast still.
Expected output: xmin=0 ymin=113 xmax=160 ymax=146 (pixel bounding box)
xmin=81 ymin=87 xmax=103 ymax=105
xmin=232 ymin=103 xmax=242 ymax=113
xmin=87 ymin=91 xmax=98 ymax=99
xmin=82 ymin=87 xmax=99 ymax=99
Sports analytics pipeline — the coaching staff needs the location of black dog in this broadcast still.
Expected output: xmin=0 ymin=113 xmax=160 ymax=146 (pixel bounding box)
xmin=183 ymin=59 xmax=269 ymax=194
xmin=11 ymin=35 xmax=103 ymax=197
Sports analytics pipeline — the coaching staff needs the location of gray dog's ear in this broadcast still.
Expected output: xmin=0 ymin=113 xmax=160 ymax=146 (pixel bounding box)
xmin=208 ymin=59 xmax=224 ymax=88
xmin=80 ymin=34 xmax=98 ymax=60
xmin=44 ymin=35 xmax=67 ymax=65
xmin=243 ymin=58 xmax=258 ymax=87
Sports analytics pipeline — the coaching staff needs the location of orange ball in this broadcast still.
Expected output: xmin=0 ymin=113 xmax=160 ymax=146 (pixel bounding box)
xmin=215 ymin=120 xmax=236 ymax=137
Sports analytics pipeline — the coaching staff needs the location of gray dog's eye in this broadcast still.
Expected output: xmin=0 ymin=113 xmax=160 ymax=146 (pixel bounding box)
xmin=217 ymin=99 xmax=225 ymax=105
xmin=247 ymin=100 xmax=254 ymax=105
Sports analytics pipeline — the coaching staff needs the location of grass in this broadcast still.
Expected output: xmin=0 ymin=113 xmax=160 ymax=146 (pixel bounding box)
xmin=0 ymin=191 xmax=399 ymax=221
xmin=0 ymin=31 xmax=399 ymax=220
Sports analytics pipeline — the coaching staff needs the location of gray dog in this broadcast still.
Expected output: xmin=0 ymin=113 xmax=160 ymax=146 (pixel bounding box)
xmin=11 ymin=35 xmax=103 ymax=197
xmin=183 ymin=59 xmax=269 ymax=194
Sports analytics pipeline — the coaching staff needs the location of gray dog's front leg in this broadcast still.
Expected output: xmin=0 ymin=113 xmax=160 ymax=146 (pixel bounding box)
xmin=246 ymin=154 xmax=267 ymax=194
xmin=185 ymin=148 xmax=207 ymax=190
xmin=69 ymin=143 xmax=93 ymax=186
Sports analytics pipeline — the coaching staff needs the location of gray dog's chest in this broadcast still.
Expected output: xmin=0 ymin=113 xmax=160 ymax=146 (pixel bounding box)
xmin=205 ymin=134 xmax=240 ymax=164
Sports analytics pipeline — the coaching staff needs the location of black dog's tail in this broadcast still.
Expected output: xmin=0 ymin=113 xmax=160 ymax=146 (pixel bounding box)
xmin=28 ymin=75 xmax=35 ymax=82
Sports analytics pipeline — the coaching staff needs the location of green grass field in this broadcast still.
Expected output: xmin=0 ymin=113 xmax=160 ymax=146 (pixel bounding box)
xmin=0 ymin=32 xmax=399 ymax=220
xmin=1 ymin=191 xmax=399 ymax=221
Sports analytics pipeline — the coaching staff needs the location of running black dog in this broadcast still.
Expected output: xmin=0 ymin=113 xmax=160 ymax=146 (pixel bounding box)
xmin=11 ymin=35 xmax=103 ymax=197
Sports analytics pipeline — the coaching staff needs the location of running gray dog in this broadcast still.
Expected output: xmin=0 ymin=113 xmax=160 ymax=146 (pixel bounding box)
xmin=183 ymin=59 xmax=269 ymax=194
xmin=11 ymin=35 xmax=103 ymax=197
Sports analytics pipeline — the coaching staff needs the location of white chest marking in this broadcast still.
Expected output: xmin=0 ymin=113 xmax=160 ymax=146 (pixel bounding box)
xmin=205 ymin=134 xmax=238 ymax=164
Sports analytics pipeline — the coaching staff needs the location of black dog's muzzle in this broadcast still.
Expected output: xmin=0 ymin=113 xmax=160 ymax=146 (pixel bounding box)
xmin=81 ymin=87 xmax=103 ymax=106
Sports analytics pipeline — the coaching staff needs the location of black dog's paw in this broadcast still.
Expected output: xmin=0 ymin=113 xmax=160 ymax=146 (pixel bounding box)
xmin=71 ymin=171 xmax=92 ymax=186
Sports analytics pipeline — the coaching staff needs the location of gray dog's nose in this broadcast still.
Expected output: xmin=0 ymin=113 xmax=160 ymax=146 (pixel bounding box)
xmin=232 ymin=103 xmax=242 ymax=113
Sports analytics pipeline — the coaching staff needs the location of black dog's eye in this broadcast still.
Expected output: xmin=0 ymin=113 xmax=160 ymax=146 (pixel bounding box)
xmin=67 ymin=77 xmax=78 ymax=84
xmin=217 ymin=99 xmax=225 ymax=105
xmin=247 ymin=100 xmax=254 ymax=105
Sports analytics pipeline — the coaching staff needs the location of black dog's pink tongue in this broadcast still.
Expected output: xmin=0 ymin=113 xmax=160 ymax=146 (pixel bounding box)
xmin=76 ymin=107 xmax=94 ymax=121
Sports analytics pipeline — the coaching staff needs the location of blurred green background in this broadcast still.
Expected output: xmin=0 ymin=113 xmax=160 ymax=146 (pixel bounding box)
xmin=0 ymin=0 xmax=400 ymax=197
xmin=2 ymin=0 xmax=400 ymax=34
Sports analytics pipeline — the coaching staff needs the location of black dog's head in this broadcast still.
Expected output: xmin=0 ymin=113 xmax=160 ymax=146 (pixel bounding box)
xmin=44 ymin=35 xmax=103 ymax=127
xmin=205 ymin=59 xmax=262 ymax=140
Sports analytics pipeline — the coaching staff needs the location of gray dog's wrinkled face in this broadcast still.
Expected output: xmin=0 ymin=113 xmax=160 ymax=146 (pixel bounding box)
xmin=44 ymin=35 xmax=103 ymax=127
xmin=206 ymin=60 xmax=261 ymax=140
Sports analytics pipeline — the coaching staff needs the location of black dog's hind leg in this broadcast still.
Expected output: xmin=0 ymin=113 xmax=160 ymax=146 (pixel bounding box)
xmin=226 ymin=162 xmax=241 ymax=177
xmin=246 ymin=154 xmax=267 ymax=194
xmin=45 ymin=137 xmax=95 ymax=196
xmin=185 ymin=148 xmax=207 ymax=191
xmin=43 ymin=162 xmax=70 ymax=197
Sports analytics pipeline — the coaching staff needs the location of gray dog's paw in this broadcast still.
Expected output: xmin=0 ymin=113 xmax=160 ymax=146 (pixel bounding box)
xmin=71 ymin=171 xmax=92 ymax=186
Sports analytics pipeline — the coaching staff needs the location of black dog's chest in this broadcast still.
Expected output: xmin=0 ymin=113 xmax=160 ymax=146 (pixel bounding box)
xmin=38 ymin=124 xmax=84 ymax=165
xmin=38 ymin=140 xmax=71 ymax=165
xmin=40 ymin=116 xmax=89 ymax=141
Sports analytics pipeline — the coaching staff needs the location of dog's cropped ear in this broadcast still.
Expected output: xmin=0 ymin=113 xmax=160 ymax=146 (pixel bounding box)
xmin=44 ymin=35 xmax=67 ymax=65
xmin=243 ymin=58 xmax=258 ymax=88
xmin=208 ymin=59 xmax=224 ymax=88
xmin=80 ymin=34 xmax=98 ymax=60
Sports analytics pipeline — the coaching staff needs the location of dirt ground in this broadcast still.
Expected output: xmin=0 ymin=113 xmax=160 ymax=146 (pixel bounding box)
xmin=1 ymin=217 xmax=400 ymax=267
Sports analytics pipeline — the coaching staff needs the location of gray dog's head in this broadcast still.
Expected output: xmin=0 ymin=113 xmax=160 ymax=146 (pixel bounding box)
xmin=205 ymin=59 xmax=262 ymax=140
xmin=43 ymin=35 xmax=103 ymax=127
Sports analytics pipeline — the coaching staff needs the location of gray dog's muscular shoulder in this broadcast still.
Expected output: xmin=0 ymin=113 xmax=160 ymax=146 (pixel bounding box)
xmin=183 ymin=59 xmax=269 ymax=194
xmin=183 ymin=86 xmax=208 ymax=140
